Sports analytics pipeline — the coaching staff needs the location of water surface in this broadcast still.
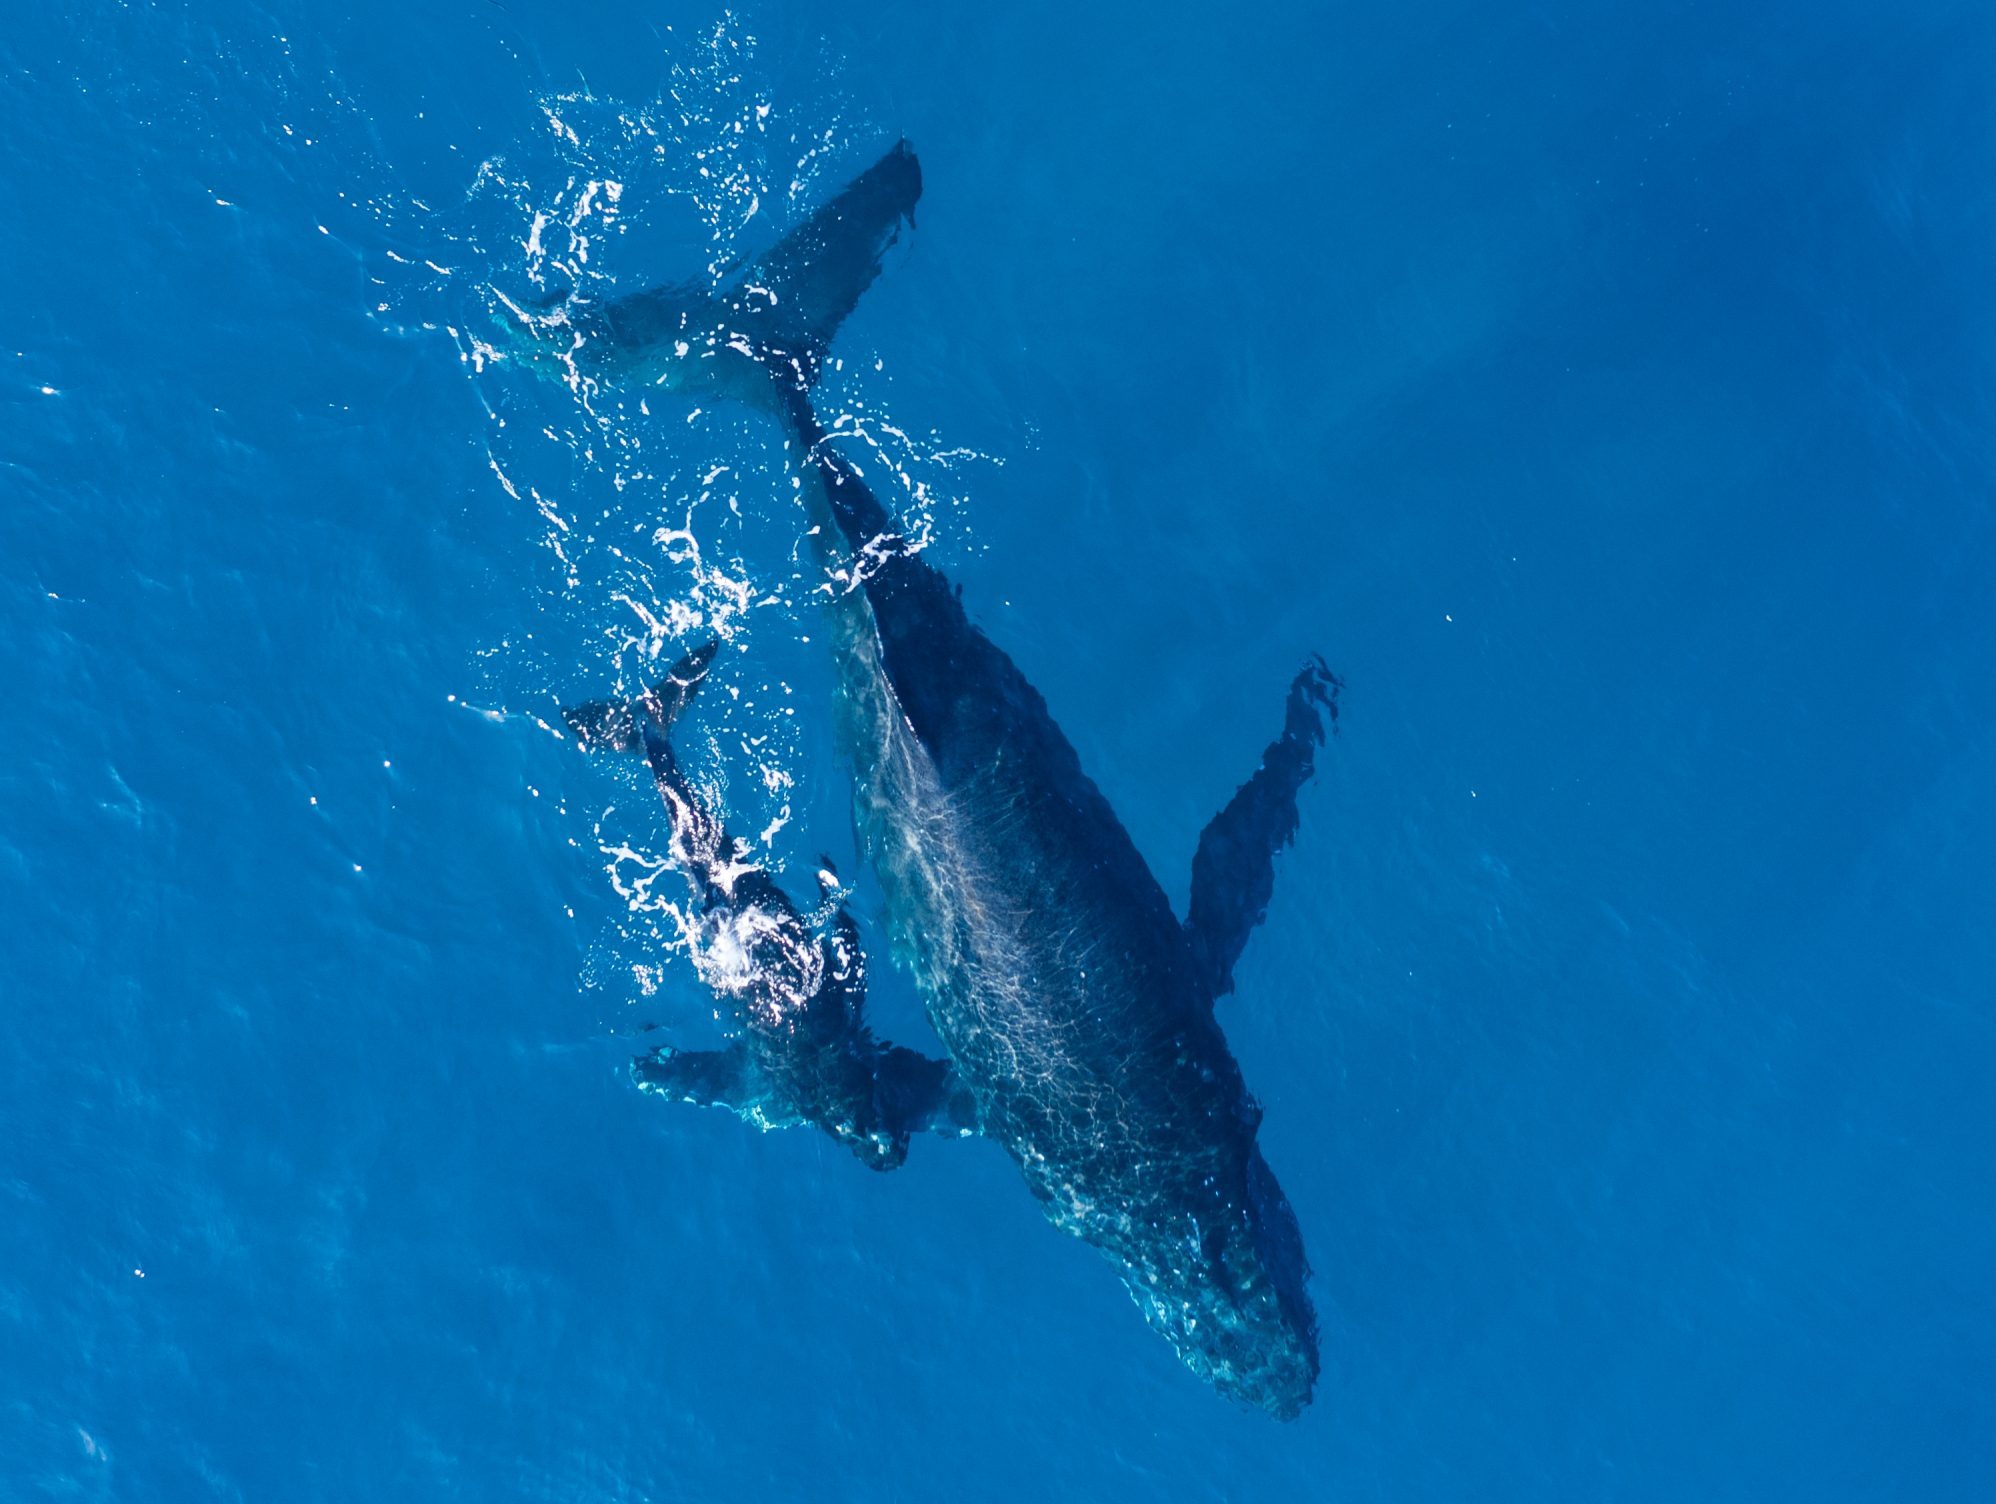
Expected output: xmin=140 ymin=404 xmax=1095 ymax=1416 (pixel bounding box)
xmin=3 ymin=2 xmax=1992 ymax=1499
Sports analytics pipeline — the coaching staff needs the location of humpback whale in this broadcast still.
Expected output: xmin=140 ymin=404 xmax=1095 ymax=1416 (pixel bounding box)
xmin=564 ymin=641 xmax=971 ymax=1172
xmin=508 ymin=141 xmax=1339 ymax=1419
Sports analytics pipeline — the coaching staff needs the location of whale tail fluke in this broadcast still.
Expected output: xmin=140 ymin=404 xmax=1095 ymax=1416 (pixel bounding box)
xmin=496 ymin=141 xmax=921 ymax=399
xmin=562 ymin=639 xmax=719 ymax=752
xmin=745 ymin=137 xmax=922 ymax=388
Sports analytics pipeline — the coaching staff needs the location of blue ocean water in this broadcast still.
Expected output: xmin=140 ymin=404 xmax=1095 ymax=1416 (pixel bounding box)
xmin=4 ymin=0 xmax=1993 ymax=1497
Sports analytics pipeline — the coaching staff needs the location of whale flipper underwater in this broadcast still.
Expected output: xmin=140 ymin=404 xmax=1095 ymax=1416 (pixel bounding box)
xmin=565 ymin=641 xmax=975 ymax=1171
xmin=1185 ymin=657 xmax=1344 ymax=1000
xmin=517 ymin=143 xmax=1339 ymax=1419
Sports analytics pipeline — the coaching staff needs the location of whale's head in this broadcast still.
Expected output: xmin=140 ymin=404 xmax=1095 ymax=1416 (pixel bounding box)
xmin=1124 ymin=1146 xmax=1320 ymax=1420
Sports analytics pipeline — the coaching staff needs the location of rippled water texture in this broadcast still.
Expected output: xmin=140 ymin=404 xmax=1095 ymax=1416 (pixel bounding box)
xmin=4 ymin=3 xmax=1993 ymax=1500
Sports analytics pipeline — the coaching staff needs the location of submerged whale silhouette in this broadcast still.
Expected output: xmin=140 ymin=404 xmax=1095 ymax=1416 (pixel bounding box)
xmin=506 ymin=141 xmax=1340 ymax=1419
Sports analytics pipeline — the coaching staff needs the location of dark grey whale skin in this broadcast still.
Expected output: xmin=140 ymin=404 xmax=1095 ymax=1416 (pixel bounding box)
xmin=520 ymin=142 xmax=1338 ymax=1420
xmin=783 ymin=381 xmax=1333 ymax=1420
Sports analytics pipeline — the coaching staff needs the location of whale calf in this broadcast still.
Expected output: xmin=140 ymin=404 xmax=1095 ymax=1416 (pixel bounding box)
xmin=565 ymin=641 xmax=970 ymax=1171
xmin=511 ymin=142 xmax=1339 ymax=1418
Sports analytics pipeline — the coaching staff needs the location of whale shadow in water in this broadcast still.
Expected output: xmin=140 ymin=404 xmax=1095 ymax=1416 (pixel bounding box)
xmin=509 ymin=141 xmax=1341 ymax=1420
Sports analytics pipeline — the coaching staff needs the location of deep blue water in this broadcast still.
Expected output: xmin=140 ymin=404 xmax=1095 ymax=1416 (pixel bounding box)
xmin=5 ymin=1 xmax=1994 ymax=1498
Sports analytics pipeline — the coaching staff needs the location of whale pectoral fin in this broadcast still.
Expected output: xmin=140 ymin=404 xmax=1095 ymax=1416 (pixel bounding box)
xmin=876 ymin=1045 xmax=982 ymax=1139
xmin=631 ymin=1044 xmax=805 ymax=1131
xmin=1184 ymin=657 xmax=1343 ymax=1000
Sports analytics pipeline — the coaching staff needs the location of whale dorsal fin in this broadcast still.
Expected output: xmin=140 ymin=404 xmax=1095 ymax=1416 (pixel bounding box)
xmin=1183 ymin=658 xmax=1341 ymax=1001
